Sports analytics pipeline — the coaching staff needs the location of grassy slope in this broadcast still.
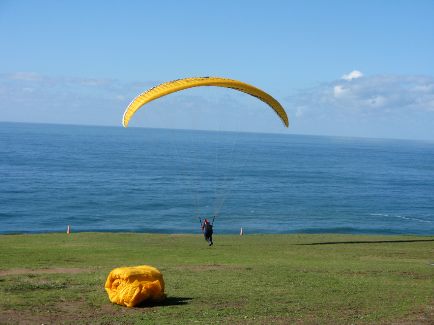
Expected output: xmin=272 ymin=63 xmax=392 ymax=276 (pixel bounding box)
xmin=0 ymin=233 xmax=433 ymax=324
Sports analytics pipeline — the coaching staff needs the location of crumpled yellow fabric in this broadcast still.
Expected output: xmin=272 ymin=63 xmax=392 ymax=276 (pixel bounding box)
xmin=104 ymin=265 xmax=165 ymax=307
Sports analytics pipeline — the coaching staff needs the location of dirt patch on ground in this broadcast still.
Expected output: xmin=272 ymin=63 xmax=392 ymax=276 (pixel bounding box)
xmin=0 ymin=299 xmax=154 ymax=325
xmin=0 ymin=268 xmax=88 ymax=277
xmin=385 ymin=303 xmax=434 ymax=325
xmin=1 ymin=301 xmax=433 ymax=324
xmin=1 ymin=301 xmax=106 ymax=325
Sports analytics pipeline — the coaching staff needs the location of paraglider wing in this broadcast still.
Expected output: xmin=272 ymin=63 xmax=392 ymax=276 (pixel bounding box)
xmin=122 ymin=77 xmax=289 ymax=127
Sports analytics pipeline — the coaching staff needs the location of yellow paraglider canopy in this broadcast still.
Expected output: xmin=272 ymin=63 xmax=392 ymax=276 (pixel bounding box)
xmin=105 ymin=265 xmax=165 ymax=308
xmin=122 ymin=77 xmax=289 ymax=127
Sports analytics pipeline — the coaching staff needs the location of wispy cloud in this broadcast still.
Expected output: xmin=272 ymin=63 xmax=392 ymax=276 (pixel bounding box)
xmin=9 ymin=72 xmax=43 ymax=81
xmin=0 ymin=72 xmax=155 ymax=125
xmin=0 ymin=73 xmax=281 ymax=132
xmin=289 ymin=71 xmax=434 ymax=116
xmin=2 ymin=71 xmax=434 ymax=139
xmin=286 ymin=71 xmax=434 ymax=139
xmin=341 ymin=70 xmax=363 ymax=81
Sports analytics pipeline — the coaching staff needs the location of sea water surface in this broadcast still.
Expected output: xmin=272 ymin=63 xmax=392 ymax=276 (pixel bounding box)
xmin=1 ymin=122 xmax=433 ymax=235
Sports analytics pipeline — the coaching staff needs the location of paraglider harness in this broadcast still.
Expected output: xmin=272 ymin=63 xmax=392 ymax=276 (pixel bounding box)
xmin=199 ymin=216 xmax=214 ymax=246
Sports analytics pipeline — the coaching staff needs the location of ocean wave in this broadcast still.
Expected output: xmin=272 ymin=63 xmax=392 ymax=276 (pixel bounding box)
xmin=294 ymin=227 xmax=416 ymax=235
xmin=394 ymin=215 xmax=432 ymax=224
xmin=370 ymin=213 xmax=433 ymax=224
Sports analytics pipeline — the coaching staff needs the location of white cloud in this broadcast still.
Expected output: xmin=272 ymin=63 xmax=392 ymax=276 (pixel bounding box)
xmin=0 ymin=73 xmax=146 ymax=126
xmin=3 ymin=71 xmax=434 ymax=139
xmin=290 ymin=73 xmax=434 ymax=115
xmin=285 ymin=73 xmax=434 ymax=140
xmin=341 ymin=70 xmax=363 ymax=81
xmin=9 ymin=72 xmax=42 ymax=81
xmin=0 ymin=73 xmax=283 ymax=133
xmin=333 ymin=85 xmax=347 ymax=98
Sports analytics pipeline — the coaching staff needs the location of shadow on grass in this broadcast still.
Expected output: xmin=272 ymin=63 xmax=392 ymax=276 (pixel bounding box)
xmin=297 ymin=239 xmax=434 ymax=246
xmin=137 ymin=296 xmax=193 ymax=308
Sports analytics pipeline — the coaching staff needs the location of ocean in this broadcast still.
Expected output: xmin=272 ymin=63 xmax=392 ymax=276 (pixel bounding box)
xmin=1 ymin=122 xmax=433 ymax=235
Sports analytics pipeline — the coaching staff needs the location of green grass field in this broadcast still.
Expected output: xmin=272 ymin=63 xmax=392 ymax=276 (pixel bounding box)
xmin=0 ymin=233 xmax=433 ymax=324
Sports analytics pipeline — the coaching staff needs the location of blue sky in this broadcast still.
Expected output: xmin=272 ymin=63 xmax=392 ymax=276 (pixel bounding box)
xmin=1 ymin=0 xmax=434 ymax=139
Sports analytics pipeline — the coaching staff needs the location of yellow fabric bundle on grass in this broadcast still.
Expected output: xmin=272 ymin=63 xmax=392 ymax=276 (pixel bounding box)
xmin=105 ymin=265 xmax=165 ymax=307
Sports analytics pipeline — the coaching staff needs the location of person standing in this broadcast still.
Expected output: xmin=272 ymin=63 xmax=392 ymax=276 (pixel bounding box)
xmin=201 ymin=218 xmax=214 ymax=246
